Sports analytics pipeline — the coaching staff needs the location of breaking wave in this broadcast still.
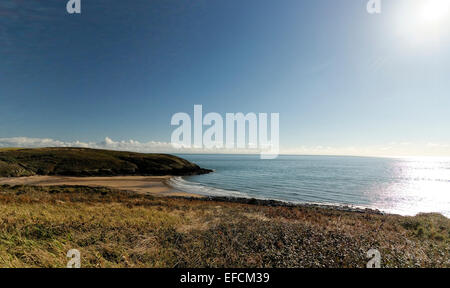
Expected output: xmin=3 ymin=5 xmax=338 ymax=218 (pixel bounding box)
xmin=167 ymin=176 xmax=248 ymax=198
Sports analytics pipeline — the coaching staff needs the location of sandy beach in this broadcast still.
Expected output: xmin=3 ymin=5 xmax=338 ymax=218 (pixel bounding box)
xmin=0 ymin=175 xmax=201 ymax=198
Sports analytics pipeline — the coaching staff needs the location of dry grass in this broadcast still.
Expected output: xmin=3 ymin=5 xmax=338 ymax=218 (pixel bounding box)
xmin=0 ymin=184 xmax=448 ymax=268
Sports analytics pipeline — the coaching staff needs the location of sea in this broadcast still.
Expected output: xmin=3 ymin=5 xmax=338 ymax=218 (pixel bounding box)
xmin=169 ymin=154 xmax=450 ymax=217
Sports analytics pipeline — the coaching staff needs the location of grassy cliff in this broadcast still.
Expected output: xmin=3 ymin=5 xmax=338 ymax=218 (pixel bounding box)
xmin=0 ymin=147 xmax=211 ymax=177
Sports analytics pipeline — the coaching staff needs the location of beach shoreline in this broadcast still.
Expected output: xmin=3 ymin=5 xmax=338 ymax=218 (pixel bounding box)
xmin=0 ymin=175 xmax=441 ymax=217
xmin=0 ymin=175 xmax=386 ymax=215
xmin=0 ymin=175 xmax=203 ymax=198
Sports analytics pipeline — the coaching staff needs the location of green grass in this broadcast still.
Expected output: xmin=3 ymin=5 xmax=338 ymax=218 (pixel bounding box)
xmin=400 ymin=213 xmax=450 ymax=241
xmin=0 ymin=147 xmax=211 ymax=177
xmin=0 ymin=185 xmax=448 ymax=268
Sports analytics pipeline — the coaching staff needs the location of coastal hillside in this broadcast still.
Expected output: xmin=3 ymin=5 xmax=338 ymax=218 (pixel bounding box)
xmin=0 ymin=148 xmax=211 ymax=177
xmin=0 ymin=185 xmax=448 ymax=267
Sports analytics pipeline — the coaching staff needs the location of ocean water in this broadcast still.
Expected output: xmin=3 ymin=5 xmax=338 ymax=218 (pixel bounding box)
xmin=169 ymin=155 xmax=450 ymax=217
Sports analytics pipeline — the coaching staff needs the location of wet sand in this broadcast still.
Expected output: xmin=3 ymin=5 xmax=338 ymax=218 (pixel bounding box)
xmin=0 ymin=175 xmax=202 ymax=198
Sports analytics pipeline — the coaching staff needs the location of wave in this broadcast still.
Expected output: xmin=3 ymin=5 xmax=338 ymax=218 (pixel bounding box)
xmin=167 ymin=176 xmax=249 ymax=198
xmin=167 ymin=176 xmax=449 ymax=218
xmin=167 ymin=177 xmax=381 ymax=213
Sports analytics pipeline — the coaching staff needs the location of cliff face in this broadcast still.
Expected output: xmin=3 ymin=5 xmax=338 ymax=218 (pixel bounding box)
xmin=0 ymin=148 xmax=212 ymax=177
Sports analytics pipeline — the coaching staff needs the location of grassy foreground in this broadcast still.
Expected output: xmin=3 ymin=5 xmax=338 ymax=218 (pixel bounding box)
xmin=0 ymin=185 xmax=448 ymax=268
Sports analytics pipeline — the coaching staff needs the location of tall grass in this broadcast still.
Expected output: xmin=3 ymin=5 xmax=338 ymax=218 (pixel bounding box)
xmin=0 ymin=185 xmax=448 ymax=268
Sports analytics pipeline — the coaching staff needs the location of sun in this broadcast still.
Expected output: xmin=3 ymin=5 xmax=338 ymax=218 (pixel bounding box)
xmin=419 ymin=0 xmax=450 ymax=24
xmin=395 ymin=0 xmax=450 ymax=46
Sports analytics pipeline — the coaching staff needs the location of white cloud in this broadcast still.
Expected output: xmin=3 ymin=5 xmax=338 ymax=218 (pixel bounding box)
xmin=427 ymin=142 xmax=450 ymax=148
xmin=0 ymin=137 xmax=263 ymax=154
xmin=1 ymin=137 xmax=450 ymax=157
xmin=0 ymin=137 xmax=176 ymax=153
xmin=0 ymin=137 xmax=76 ymax=148
xmin=284 ymin=142 xmax=450 ymax=157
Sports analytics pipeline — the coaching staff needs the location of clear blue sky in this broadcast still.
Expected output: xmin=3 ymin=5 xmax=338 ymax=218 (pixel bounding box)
xmin=1 ymin=0 xmax=450 ymax=156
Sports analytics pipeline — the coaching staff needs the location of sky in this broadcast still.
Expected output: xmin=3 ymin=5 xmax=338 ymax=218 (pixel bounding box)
xmin=1 ymin=0 xmax=450 ymax=157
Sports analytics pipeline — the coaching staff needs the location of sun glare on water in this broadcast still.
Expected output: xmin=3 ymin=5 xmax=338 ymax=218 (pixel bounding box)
xmin=381 ymin=157 xmax=450 ymax=217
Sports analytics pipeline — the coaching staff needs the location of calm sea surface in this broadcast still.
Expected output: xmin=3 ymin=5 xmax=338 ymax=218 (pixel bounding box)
xmin=170 ymin=155 xmax=450 ymax=217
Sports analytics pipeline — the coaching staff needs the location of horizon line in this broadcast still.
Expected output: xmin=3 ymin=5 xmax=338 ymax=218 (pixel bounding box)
xmin=2 ymin=146 xmax=450 ymax=160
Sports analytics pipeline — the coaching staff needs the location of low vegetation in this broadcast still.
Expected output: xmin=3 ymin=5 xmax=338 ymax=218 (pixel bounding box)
xmin=0 ymin=148 xmax=211 ymax=177
xmin=0 ymin=185 xmax=448 ymax=268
